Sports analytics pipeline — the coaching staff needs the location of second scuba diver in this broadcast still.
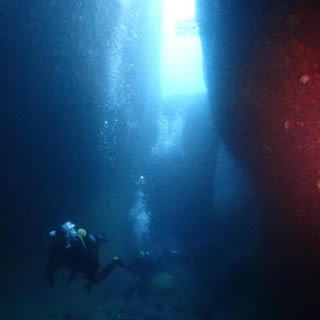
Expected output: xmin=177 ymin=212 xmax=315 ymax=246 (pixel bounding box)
xmin=123 ymin=249 xmax=181 ymax=303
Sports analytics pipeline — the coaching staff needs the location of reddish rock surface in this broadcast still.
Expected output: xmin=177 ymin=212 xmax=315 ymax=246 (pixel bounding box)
xmin=232 ymin=3 xmax=320 ymax=314
xmin=198 ymin=0 xmax=320 ymax=315
xmin=244 ymin=3 xmax=320 ymax=243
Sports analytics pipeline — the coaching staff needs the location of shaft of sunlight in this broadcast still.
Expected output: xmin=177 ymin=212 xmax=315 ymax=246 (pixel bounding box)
xmin=161 ymin=0 xmax=207 ymax=97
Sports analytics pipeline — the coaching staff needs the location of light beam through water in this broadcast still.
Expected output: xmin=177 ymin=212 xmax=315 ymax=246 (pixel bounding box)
xmin=161 ymin=0 xmax=207 ymax=97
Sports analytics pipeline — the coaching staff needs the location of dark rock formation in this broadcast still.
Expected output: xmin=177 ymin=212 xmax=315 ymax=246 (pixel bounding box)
xmin=197 ymin=0 xmax=320 ymax=318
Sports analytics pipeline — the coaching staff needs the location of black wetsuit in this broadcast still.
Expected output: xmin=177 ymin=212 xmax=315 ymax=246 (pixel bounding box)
xmin=46 ymin=226 xmax=122 ymax=291
xmin=124 ymin=250 xmax=180 ymax=302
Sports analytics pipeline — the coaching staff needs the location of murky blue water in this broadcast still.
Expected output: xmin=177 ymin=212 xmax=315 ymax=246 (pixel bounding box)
xmin=0 ymin=1 xmax=261 ymax=319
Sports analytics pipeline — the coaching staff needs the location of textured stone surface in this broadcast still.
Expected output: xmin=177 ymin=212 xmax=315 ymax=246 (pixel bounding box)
xmin=197 ymin=0 xmax=320 ymax=317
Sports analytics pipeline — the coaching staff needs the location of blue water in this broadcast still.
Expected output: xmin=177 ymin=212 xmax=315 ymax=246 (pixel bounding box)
xmin=0 ymin=1 xmax=261 ymax=319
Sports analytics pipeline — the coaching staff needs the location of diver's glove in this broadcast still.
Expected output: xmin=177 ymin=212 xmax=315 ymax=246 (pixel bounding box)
xmin=97 ymin=233 xmax=110 ymax=243
xmin=112 ymin=256 xmax=127 ymax=268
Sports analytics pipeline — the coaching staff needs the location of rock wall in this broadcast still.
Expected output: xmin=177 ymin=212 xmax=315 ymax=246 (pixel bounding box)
xmin=197 ymin=0 xmax=320 ymax=317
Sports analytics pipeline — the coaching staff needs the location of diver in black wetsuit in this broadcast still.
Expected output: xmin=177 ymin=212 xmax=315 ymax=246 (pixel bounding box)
xmin=124 ymin=249 xmax=180 ymax=303
xmin=46 ymin=221 xmax=124 ymax=292
xmin=124 ymin=250 xmax=155 ymax=301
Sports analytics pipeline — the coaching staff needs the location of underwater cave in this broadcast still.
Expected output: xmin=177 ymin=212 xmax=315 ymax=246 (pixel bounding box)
xmin=1 ymin=0 xmax=320 ymax=319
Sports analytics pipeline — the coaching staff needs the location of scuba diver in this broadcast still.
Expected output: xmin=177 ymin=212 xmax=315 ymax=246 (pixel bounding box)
xmin=124 ymin=249 xmax=181 ymax=303
xmin=46 ymin=221 xmax=124 ymax=292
